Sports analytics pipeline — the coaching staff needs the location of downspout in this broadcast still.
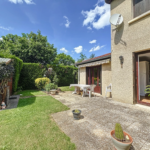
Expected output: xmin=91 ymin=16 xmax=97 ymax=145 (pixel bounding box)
xmin=78 ymin=68 xmax=80 ymax=84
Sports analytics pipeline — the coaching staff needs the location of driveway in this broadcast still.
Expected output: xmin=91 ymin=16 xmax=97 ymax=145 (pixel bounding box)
xmin=52 ymin=91 xmax=150 ymax=150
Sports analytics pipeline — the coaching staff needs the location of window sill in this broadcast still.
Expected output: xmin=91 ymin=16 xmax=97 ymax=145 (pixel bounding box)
xmin=128 ymin=10 xmax=150 ymax=25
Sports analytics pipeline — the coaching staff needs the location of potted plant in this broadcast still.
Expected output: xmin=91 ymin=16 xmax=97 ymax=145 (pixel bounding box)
xmin=111 ymin=123 xmax=133 ymax=150
xmin=72 ymin=109 xmax=81 ymax=120
xmin=145 ymin=85 xmax=150 ymax=99
xmin=45 ymin=83 xmax=58 ymax=95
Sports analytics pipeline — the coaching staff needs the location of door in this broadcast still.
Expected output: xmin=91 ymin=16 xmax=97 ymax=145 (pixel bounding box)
xmin=86 ymin=66 xmax=101 ymax=94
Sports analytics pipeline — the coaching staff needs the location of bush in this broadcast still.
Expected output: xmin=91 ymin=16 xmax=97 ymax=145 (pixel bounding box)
xmin=0 ymin=53 xmax=23 ymax=92
xmin=53 ymin=73 xmax=59 ymax=85
xmin=45 ymin=83 xmax=58 ymax=92
xmin=52 ymin=65 xmax=78 ymax=86
xmin=35 ymin=77 xmax=51 ymax=90
xmin=19 ymin=63 xmax=46 ymax=90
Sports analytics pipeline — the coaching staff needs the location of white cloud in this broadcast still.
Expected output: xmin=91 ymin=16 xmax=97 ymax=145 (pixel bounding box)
xmin=89 ymin=40 xmax=97 ymax=44
xmin=0 ymin=26 xmax=11 ymax=31
xmin=87 ymin=26 xmax=92 ymax=30
xmin=81 ymin=1 xmax=110 ymax=30
xmin=74 ymin=46 xmax=83 ymax=53
xmin=8 ymin=0 xmax=35 ymax=4
xmin=60 ymin=48 xmax=68 ymax=53
xmin=0 ymin=38 xmax=3 ymax=41
xmin=89 ymin=45 xmax=105 ymax=52
xmin=64 ymin=16 xmax=71 ymax=28
xmin=24 ymin=0 xmax=35 ymax=4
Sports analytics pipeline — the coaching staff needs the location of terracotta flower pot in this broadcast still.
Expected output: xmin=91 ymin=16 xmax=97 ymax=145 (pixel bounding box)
xmin=110 ymin=130 xmax=133 ymax=150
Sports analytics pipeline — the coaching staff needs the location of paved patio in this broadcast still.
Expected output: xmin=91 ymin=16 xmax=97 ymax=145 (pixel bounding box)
xmin=51 ymin=91 xmax=150 ymax=150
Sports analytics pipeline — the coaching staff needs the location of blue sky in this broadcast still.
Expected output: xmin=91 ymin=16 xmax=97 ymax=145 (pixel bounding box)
xmin=0 ymin=0 xmax=111 ymax=61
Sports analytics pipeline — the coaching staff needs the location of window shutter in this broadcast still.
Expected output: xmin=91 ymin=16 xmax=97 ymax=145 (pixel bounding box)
xmin=133 ymin=0 xmax=150 ymax=18
xmin=143 ymin=0 xmax=150 ymax=13
xmin=134 ymin=0 xmax=144 ymax=18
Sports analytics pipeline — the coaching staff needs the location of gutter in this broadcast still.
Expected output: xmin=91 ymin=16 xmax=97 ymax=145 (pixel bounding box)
xmin=105 ymin=0 xmax=113 ymax=4
xmin=76 ymin=54 xmax=111 ymax=66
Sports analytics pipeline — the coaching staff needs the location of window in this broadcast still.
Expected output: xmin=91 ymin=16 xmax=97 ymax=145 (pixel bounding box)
xmin=133 ymin=0 xmax=150 ymax=18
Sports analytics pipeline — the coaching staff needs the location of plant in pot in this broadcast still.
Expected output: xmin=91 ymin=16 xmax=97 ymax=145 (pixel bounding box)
xmin=111 ymin=123 xmax=133 ymax=150
xmin=145 ymin=85 xmax=150 ymax=99
xmin=45 ymin=83 xmax=58 ymax=95
xmin=72 ymin=109 xmax=81 ymax=120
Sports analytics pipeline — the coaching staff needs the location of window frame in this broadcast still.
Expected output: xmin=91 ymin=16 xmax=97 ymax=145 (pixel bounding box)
xmin=132 ymin=0 xmax=150 ymax=18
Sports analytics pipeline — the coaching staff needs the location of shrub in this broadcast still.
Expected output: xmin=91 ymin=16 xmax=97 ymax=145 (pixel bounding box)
xmin=115 ymin=123 xmax=125 ymax=141
xmin=35 ymin=77 xmax=51 ymax=90
xmin=45 ymin=83 xmax=58 ymax=92
xmin=19 ymin=63 xmax=46 ymax=90
xmin=0 ymin=53 xmax=23 ymax=92
xmin=53 ymin=73 xmax=59 ymax=86
xmin=52 ymin=65 xmax=78 ymax=86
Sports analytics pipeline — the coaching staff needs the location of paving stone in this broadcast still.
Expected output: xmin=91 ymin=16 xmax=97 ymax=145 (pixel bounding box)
xmin=52 ymin=91 xmax=150 ymax=150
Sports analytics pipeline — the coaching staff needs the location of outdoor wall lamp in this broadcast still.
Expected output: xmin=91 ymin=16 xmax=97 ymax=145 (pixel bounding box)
xmin=119 ymin=56 xmax=124 ymax=68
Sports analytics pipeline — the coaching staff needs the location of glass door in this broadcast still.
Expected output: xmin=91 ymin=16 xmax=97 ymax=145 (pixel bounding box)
xmin=86 ymin=66 xmax=101 ymax=94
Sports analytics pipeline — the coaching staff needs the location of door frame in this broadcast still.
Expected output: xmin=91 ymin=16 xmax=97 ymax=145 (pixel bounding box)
xmin=135 ymin=50 xmax=150 ymax=106
xmin=86 ymin=65 xmax=102 ymax=94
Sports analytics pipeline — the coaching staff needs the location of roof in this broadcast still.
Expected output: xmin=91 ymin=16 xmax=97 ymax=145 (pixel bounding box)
xmin=76 ymin=53 xmax=111 ymax=66
xmin=105 ymin=0 xmax=113 ymax=4
xmin=0 ymin=58 xmax=12 ymax=65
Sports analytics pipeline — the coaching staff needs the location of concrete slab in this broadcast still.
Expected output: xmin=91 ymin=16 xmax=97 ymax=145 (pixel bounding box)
xmin=7 ymin=95 xmax=20 ymax=109
xmin=52 ymin=91 xmax=150 ymax=150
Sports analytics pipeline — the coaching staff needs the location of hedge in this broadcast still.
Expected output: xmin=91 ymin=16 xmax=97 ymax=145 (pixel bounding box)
xmin=19 ymin=63 xmax=45 ymax=90
xmin=52 ymin=65 xmax=78 ymax=87
xmin=19 ymin=63 xmax=78 ymax=90
xmin=0 ymin=53 xmax=23 ymax=92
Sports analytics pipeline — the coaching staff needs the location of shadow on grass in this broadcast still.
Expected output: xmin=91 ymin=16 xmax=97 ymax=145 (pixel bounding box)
xmin=17 ymin=94 xmax=36 ymax=108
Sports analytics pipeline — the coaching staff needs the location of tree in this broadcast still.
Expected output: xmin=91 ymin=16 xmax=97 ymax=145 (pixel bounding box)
xmin=0 ymin=31 xmax=57 ymax=64
xmin=89 ymin=53 xmax=95 ymax=59
xmin=77 ymin=53 xmax=87 ymax=63
xmin=54 ymin=53 xmax=75 ymax=65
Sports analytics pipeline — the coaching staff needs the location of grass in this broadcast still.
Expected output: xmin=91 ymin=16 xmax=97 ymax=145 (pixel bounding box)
xmin=0 ymin=91 xmax=75 ymax=150
xmin=59 ymin=86 xmax=75 ymax=92
xmin=16 ymin=90 xmax=47 ymax=97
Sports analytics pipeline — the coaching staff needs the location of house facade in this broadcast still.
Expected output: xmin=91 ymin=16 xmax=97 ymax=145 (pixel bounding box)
xmin=77 ymin=0 xmax=150 ymax=106
xmin=76 ymin=53 xmax=112 ymax=98
xmin=110 ymin=0 xmax=150 ymax=105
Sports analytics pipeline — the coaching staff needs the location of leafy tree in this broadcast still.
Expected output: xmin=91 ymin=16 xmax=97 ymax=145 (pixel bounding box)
xmin=54 ymin=53 xmax=75 ymax=65
xmin=89 ymin=53 xmax=95 ymax=59
xmin=77 ymin=53 xmax=87 ymax=63
xmin=0 ymin=31 xmax=57 ymax=64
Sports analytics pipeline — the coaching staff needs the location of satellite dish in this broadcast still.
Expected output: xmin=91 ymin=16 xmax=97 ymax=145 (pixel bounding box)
xmin=110 ymin=14 xmax=123 ymax=28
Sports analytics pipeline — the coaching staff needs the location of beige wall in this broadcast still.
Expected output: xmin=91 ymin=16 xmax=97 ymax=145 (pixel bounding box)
xmin=78 ymin=63 xmax=112 ymax=97
xmin=79 ymin=67 xmax=86 ymax=84
xmin=102 ymin=62 xmax=112 ymax=97
xmin=111 ymin=0 xmax=150 ymax=104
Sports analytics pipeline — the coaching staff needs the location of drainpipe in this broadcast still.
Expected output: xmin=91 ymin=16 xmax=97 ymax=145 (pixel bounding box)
xmin=78 ymin=68 xmax=80 ymax=84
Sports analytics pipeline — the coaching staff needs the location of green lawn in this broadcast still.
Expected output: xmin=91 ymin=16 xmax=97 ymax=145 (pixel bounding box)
xmin=0 ymin=91 xmax=75 ymax=150
xmin=59 ymin=86 xmax=75 ymax=92
xmin=17 ymin=90 xmax=47 ymax=97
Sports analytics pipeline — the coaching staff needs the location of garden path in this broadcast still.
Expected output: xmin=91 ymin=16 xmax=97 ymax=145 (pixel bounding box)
xmin=52 ymin=91 xmax=150 ymax=150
